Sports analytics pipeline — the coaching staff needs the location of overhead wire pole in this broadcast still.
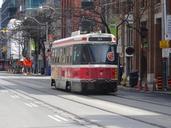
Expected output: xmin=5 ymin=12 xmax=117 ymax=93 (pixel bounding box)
xmin=116 ymin=19 xmax=128 ymax=85
xmin=162 ymin=0 xmax=169 ymax=91
xmin=116 ymin=9 xmax=130 ymax=84
xmin=39 ymin=5 xmax=58 ymax=75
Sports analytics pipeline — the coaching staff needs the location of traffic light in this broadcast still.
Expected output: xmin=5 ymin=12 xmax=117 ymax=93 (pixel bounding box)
xmin=125 ymin=46 xmax=135 ymax=56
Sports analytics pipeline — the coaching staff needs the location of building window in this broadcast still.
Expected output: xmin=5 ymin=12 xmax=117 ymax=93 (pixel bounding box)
xmin=81 ymin=0 xmax=94 ymax=10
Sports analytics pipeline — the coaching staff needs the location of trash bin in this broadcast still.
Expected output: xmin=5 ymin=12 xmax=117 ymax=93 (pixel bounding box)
xmin=129 ymin=71 xmax=138 ymax=87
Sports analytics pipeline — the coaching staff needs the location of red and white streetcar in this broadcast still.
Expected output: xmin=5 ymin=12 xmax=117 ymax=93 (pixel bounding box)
xmin=50 ymin=32 xmax=118 ymax=93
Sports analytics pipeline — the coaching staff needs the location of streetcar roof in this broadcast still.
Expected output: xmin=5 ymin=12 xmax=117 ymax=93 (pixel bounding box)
xmin=52 ymin=33 xmax=116 ymax=48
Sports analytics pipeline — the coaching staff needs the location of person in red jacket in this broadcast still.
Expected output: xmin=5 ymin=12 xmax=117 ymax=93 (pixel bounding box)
xmin=23 ymin=57 xmax=32 ymax=75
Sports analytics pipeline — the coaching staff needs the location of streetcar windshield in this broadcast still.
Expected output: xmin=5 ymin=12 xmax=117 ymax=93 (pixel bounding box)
xmin=73 ymin=43 xmax=118 ymax=65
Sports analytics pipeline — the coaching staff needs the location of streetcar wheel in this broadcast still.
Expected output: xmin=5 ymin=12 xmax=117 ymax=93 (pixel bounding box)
xmin=66 ymin=81 xmax=71 ymax=92
xmin=81 ymin=84 xmax=87 ymax=94
xmin=51 ymin=79 xmax=56 ymax=88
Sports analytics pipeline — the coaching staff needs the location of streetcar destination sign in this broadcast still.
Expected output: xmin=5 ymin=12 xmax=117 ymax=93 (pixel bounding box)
xmin=89 ymin=37 xmax=112 ymax=41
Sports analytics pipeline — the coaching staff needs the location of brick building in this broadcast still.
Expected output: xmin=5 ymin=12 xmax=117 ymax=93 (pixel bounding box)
xmin=132 ymin=0 xmax=171 ymax=89
xmin=103 ymin=0 xmax=171 ymax=89
xmin=61 ymin=0 xmax=102 ymax=38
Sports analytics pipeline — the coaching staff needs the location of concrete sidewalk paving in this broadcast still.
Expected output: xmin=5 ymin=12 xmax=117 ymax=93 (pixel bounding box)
xmin=118 ymin=85 xmax=171 ymax=95
xmin=0 ymin=71 xmax=50 ymax=77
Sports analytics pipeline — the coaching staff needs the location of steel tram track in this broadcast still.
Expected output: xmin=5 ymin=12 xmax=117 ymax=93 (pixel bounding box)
xmin=19 ymin=79 xmax=171 ymax=116
xmin=115 ymin=95 xmax=171 ymax=108
xmin=21 ymin=79 xmax=171 ymax=108
xmin=2 ymin=78 xmax=170 ymax=128
xmin=2 ymin=83 xmax=105 ymax=128
xmin=89 ymin=95 xmax=171 ymax=117
xmin=21 ymin=79 xmax=171 ymax=118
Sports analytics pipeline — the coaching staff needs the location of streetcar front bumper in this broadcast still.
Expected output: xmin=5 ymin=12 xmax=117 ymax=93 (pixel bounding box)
xmin=81 ymin=79 xmax=118 ymax=93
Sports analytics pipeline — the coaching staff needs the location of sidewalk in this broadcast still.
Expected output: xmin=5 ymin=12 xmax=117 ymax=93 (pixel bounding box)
xmin=2 ymin=71 xmax=49 ymax=77
xmin=118 ymin=85 xmax=171 ymax=95
xmin=21 ymin=72 xmax=50 ymax=77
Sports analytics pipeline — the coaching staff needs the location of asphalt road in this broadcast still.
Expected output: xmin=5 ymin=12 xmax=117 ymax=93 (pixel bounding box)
xmin=0 ymin=71 xmax=171 ymax=128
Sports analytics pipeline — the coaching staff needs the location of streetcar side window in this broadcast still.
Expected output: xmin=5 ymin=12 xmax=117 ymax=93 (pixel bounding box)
xmin=56 ymin=48 xmax=59 ymax=64
xmin=54 ymin=48 xmax=56 ymax=64
xmin=56 ymin=48 xmax=60 ymax=64
xmin=66 ymin=47 xmax=70 ymax=64
xmin=73 ymin=45 xmax=81 ymax=64
xmin=69 ymin=46 xmax=72 ymax=64
xmin=62 ymin=48 xmax=65 ymax=64
xmin=59 ymin=48 xmax=63 ymax=64
xmin=51 ymin=48 xmax=55 ymax=64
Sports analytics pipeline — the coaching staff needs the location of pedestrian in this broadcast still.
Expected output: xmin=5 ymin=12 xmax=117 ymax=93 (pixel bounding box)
xmin=23 ymin=57 xmax=32 ymax=75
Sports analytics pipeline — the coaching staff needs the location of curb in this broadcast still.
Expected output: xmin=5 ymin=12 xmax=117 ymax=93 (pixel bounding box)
xmin=118 ymin=85 xmax=171 ymax=95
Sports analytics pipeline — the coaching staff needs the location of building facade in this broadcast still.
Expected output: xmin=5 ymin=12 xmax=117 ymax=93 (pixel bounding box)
xmin=132 ymin=0 xmax=171 ymax=90
xmin=1 ymin=0 xmax=17 ymax=28
xmin=101 ymin=0 xmax=171 ymax=90
xmin=61 ymin=0 xmax=102 ymax=38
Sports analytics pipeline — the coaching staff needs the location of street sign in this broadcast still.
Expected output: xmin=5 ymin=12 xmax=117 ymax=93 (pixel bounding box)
xmin=125 ymin=14 xmax=133 ymax=24
xmin=160 ymin=40 xmax=171 ymax=48
xmin=166 ymin=15 xmax=171 ymax=39
xmin=125 ymin=46 xmax=135 ymax=57
xmin=162 ymin=48 xmax=170 ymax=57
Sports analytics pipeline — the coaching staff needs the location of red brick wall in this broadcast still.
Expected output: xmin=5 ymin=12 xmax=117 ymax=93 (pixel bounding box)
xmin=61 ymin=0 xmax=102 ymax=37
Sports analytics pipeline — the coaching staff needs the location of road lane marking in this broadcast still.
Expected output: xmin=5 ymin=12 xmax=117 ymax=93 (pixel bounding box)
xmin=48 ymin=115 xmax=61 ymax=122
xmin=54 ymin=115 xmax=68 ymax=121
xmin=11 ymin=95 xmax=19 ymax=98
xmin=24 ymin=103 xmax=38 ymax=108
xmin=30 ymin=103 xmax=38 ymax=107
xmin=10 ymin=95 xmax=20 ymax=99
xmin=0 ymin=90 xmax=9 ymax=93
xmin=24 ymin=103 xmax=33 ymax=107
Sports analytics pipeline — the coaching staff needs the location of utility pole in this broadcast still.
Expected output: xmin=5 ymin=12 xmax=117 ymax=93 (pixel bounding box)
xmin=116 ymin=19 xmax=128 ymax=84
xmin=162 ymin=0 xmax=171 ymax=90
